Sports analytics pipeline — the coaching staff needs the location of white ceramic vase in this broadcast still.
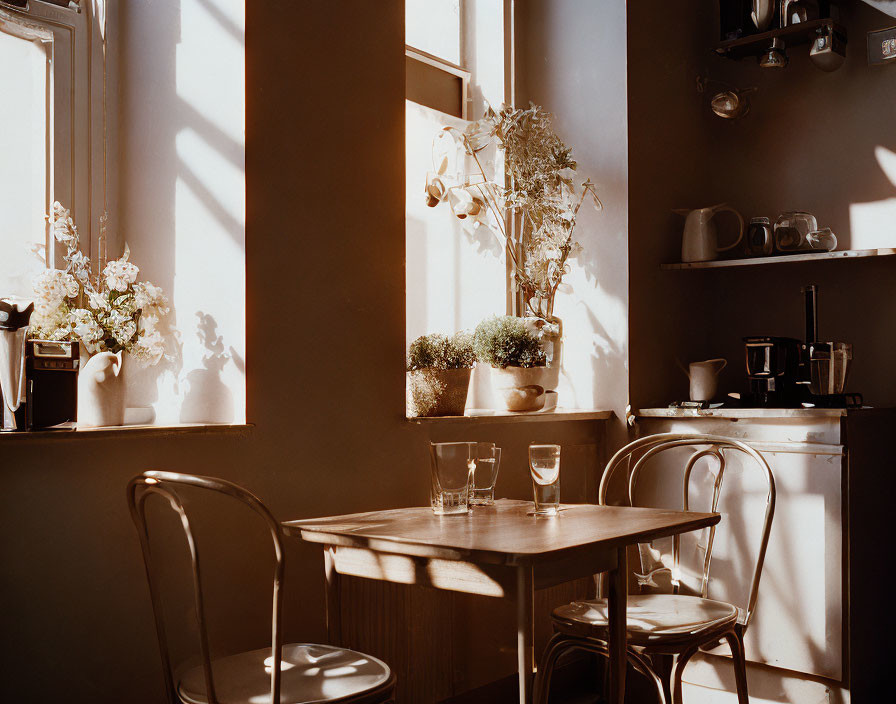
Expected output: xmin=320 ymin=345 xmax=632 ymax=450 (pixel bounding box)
xmin=77 ymin=350 xmax=125 ymax=428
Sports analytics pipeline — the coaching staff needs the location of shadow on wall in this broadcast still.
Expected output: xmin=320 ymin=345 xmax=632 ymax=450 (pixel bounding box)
xmin=180 ymin=312 xmax=234 ymax=423
xmin=119 ymin=0 xmax=245 ymax=423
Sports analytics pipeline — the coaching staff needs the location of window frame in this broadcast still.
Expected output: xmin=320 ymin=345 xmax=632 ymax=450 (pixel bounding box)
xmin=405 ymin=45 xmax=471 ymax=120
xmin=0 ymin=0 xmax=107 ymax=270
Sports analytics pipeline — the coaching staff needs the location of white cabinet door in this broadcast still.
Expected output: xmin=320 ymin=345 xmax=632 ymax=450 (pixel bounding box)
xmin=738 ymin=448 xmax=842 ymax=679
xmin=633 ymin=420 xmax=844 ymax=680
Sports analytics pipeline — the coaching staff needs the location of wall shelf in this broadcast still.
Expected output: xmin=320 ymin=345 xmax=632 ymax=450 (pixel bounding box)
xmin=407 ymin=408 xmax=613 ymax=425
xmin=661 ymin=247 xmax=896 ymax=270
xmin=715 ymin=18 xmax=845 ymax=60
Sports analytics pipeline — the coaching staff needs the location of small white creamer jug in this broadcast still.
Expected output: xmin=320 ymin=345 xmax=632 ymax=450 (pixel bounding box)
xmin=684 ymin=358 xmax=727 ymax=402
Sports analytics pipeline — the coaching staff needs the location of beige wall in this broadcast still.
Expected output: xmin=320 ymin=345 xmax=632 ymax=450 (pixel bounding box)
xmin=515 ymin=0 xmax=631 ymax=443
xmin=629 ymin=0 xmax=896 ymax=409
xmin=0 ymin=3 xmax=609 ymax=702
xmin=699 ymin=0 xmax=896 ymax=407
xmin=627 ymin=0 xmax=719 ymax=409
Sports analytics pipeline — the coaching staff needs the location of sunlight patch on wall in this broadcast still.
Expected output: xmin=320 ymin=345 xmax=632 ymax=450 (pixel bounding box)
xmin=123 ymin=0 xmax=245 ymax=425
xmin=405 ymin=101 xmax=506 ymax=344
xmin=848 ymin=146 xmax=896 ymax=250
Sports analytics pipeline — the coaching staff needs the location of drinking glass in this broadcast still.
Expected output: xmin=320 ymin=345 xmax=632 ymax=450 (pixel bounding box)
xmin=430 ymin=442 xmax=476 ymax=515
xmin=528 ymin=444 xmax=561 ymax=516
xmin=470 ymin=442 xmax=502 ymax=506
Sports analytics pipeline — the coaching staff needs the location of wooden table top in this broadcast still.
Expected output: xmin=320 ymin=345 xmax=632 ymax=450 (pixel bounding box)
xmin=283 ymin=499 xmax=720 ymax=565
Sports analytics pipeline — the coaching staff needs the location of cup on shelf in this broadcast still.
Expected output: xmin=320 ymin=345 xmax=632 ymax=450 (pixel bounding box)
xmin=528 ymin=443 xmax=561 ymax=516
xmin=429 ymin=442 xmax=476 ymax=515
xmin=470 ymin=442 xmax=502 ymax=506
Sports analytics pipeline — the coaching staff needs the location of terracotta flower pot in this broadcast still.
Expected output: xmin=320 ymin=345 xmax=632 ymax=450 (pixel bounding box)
xmin=491 ymin=366 xmax=554 ymax=412
xmin=406 ymin=368 xmax=472 ymax=417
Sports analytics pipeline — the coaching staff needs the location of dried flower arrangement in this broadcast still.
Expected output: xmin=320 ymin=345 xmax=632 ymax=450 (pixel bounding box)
xmin=425 ymin=104 xmax=602 ymax=322
xmin=29 ymin=202 xmax=170 ymax=366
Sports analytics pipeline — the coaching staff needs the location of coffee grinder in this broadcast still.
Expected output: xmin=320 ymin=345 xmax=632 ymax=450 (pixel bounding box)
xmin=0 ymin=298 xmax=34 ymax=431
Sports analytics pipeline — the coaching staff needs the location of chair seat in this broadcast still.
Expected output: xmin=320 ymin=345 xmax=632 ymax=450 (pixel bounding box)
xmin=177 ymin=643 xmax=393 ymax=704
xmin=552 ymin=594 xmax=739 ymax=646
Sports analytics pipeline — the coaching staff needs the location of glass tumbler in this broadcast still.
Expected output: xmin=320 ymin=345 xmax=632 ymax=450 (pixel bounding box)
xmin=430 ymin=442 xmax=476 ymax=515
xmin=528 ymin=444 xmax=561 ymax=516
xmin=470 ymin=443 xmax=502 ymax=506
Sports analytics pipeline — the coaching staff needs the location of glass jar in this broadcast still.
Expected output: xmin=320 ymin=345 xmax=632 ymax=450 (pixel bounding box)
xmin=774 ymin=211 xmax=818 ymax=253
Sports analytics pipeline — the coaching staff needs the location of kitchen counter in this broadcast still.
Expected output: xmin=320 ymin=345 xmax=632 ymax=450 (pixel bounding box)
xmin=637 ymin=407 xmax=849 ymax=419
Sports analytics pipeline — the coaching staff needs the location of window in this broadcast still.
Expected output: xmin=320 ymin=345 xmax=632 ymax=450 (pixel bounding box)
xmin=0 ymin=0 xmax=104 ymax=295
xmin=405 ymin=0 xmax=511 ymax=347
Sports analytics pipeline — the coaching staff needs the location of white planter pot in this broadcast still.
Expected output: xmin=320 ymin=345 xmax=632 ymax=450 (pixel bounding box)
xmin=77 ymin=351 xmax=126 ymax=428
xmin=491 ymin=366 xmax=554 ymax=412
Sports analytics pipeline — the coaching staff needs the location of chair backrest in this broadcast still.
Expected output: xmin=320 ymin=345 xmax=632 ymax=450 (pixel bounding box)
xmin=127 ymin=471 xmax=284 ymax=704
xmin=599 ymin=433 xmax=776 ymax=629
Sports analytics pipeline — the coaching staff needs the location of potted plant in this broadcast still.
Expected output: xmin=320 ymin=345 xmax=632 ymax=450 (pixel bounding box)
xmin=473 ymin=316 xmax=555 ymax=412
xmin=406 ymin=331 xmax=475 ymax=418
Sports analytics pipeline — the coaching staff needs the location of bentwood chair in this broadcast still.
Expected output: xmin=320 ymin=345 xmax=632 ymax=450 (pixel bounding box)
xmin=534 ymin=434 xmax=776 ymax=704
xmin=128 ymin=471 xmax=396 ymax=704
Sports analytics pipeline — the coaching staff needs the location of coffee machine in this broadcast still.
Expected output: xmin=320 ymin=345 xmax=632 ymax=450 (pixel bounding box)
xmin=742 ymin=285 xmax=860 ymax=408
xmin=0 ymin=298 xmax=33 ymax=431
xmin=743 ymin=335 xmax=804 ymax=407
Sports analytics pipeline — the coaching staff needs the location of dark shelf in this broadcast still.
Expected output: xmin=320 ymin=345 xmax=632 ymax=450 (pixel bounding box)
xmin=715 ymin=18 xmax=846 ymax=60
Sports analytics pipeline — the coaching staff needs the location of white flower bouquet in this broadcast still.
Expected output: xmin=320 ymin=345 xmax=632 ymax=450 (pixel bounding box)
xmin=29 ymin=202 xmax=170 ymax=366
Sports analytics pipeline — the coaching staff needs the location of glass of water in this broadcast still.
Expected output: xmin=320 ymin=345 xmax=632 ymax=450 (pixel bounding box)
xmin=430 ymin=442 xmax=476 ymax=515
xmin=470 ymin=442 xmax=502 ymax=506
xmin=528 ymin=444 xmax=561 ymax=516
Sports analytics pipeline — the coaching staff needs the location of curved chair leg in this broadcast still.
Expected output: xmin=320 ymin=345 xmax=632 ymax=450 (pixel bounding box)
xmin=671 ymin=643 xmax=701 ymax=704
xmin=535 ymin=634 xmax=668 ymax=704
xmin=628 ymin=648 xmax=668 ymax=704
xmin=533 ymin=632 xmax=575 ymax=704
xmin=723 ymin=630 xmax=749 ymax=704
xmin=651 ymin=653 xmax=674 ymax=704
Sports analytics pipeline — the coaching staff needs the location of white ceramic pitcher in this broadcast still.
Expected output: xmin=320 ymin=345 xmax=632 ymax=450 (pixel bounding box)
xmin=674 ymin=204 xmax=744 ymax=263
xmin=683 ymin=358 xmax=727 ymax=402
xmin=78 ymin=350 xmax=125 ymax=427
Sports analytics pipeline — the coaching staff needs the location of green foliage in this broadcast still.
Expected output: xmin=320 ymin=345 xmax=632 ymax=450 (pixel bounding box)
xmin=473 ymin=316 xmax=546 ymax=369
xmin=407 ymin=331 xmax=475 ymax=371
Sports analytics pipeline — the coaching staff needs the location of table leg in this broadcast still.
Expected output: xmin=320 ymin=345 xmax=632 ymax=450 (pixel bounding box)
xmin=516 ymin=565 xmax=535 ymax=704
xmin=606 ymin=547 xmax=628 ymax=704
xmin=324 ymin=547 xmax=342 ymax=645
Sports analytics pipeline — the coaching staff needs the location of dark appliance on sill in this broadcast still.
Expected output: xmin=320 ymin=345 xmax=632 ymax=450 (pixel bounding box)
xmin=0 ymin=298 xmax=33 ymax=432
xmin=27 ymin=339 xmax=80 ymax=429
xmin=739 ymin=285 xmax=861 ymax=408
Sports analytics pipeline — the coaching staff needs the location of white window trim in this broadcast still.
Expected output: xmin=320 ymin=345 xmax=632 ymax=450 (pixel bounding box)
xmin=0 ymin=0 xmax=108 ymax=269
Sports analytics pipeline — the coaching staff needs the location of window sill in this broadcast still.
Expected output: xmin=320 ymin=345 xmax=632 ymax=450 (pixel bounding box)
xmin=0 ymin=422 xmax=253 ymax=442
xmin=407 ymin=408 xmax=613 ymax=425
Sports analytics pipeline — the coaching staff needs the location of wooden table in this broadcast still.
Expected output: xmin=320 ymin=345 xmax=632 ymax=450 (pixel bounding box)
xmin=283 ymin=499 xmax=719 ymax=704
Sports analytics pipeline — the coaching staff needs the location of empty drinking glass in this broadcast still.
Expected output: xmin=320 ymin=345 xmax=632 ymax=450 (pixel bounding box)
xmin=528 ymin=444 xmax=561 ymax=516
xmin=430 ymin=442 xmax=476 ymax=515
xmin=470 ymin=442 xmax=502 ymax=506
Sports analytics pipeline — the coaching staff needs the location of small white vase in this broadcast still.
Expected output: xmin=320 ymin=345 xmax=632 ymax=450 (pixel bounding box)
xmin=77 ymin=350 xmax=126 ymax=428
